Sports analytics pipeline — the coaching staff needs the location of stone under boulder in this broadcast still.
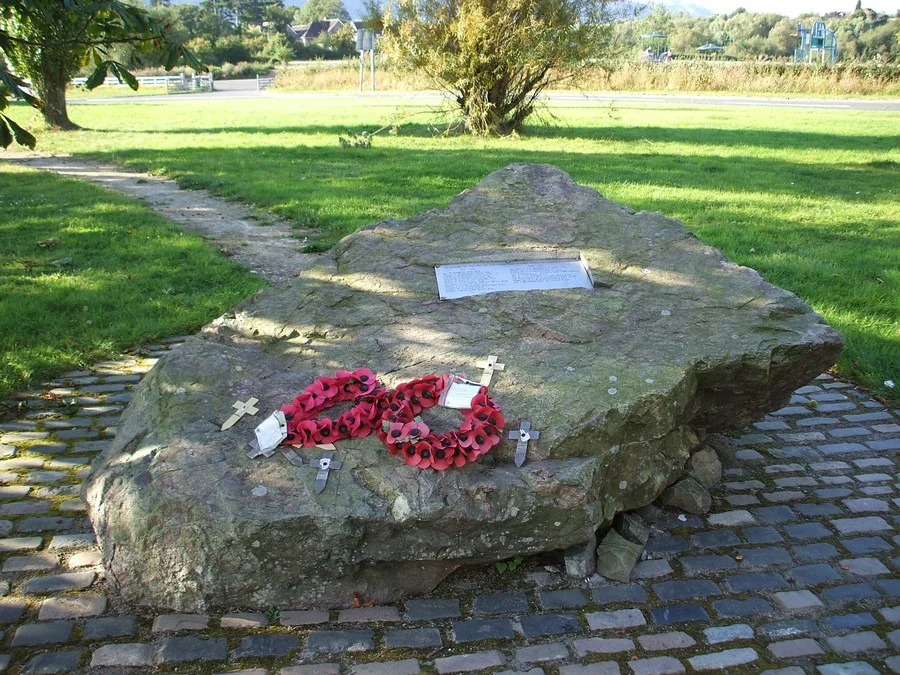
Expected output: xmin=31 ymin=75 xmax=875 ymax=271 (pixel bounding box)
xmin=85 ymin=164 xmax=843 ymax=612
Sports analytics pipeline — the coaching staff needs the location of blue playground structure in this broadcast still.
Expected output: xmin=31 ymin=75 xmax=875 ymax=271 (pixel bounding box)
xmin=795 ymin=20 xmax=838 ymax=64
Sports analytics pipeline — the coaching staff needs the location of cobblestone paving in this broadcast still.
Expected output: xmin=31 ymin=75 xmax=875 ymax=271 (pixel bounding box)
xmin=0 ymin=339 xmax=897 ymax=674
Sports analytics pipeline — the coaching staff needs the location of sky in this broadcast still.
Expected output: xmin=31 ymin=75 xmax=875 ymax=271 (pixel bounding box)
xmin=698 ymin=0 xmax=897 ymax=13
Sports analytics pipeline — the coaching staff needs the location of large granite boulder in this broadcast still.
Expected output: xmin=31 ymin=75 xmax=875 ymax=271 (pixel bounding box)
xmin=85 ymin=164 xmax=842 ymax=611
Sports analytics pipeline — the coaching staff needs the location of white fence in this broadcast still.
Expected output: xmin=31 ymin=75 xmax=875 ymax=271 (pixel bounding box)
xmin=71 ymin=73 xmax=214 ymax=93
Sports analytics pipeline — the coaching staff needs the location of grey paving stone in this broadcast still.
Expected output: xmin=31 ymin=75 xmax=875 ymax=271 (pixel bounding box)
xmin=628 ymin=656 xmax=685 ymax=674
xmin=704 ymin=623 xmax=753 ymax=643
xmin=156 ymin=636 xmax=228 ymax=663
xmin=349 ymin=660 xmax=421 ymax=675
xmin=21 ymin=650 xmax=82 ymax=673
xmin=2 ymin=553 xmax=58 ymax=572
xmin=306 ymin=630 xmax=374 ymax=653
xmin=16 ymin=516 xmax=75 ymax=532
xmin=632 ymin=559 xmax=673 ymax=579
xmin=280 ymin=665 xmax=340 ymax=675
xmin=773 ymin=590 xmax=824 ymax=610
xmin=762 ymin=668 xmax=807 ymax=675
xmin=91 ymin=643 xmax=152 ymax=667
xmin=11 ymin=621 xmax=72 ymax=646
xmin=817 ymin=663 xmax=880 ymax=675
xmin=452 ymin=618 xmax=515 ymax=642
xmin=650 ymin=604 xmax=709 ymax=625
xmin=338 ymin=606 xmax=401 ymax=623
xmin=152 ymin=613 xmax=209 ymax=632
xmin=743 ymin=526 xmax=784 ymax=544
xmin=754 ymin=506 xmax=796 ymax=523
xmin=823 ymin=612 xmax=878 ymax=631
xmin=591 ymin=584 xmax=647 ymax=605
xmin=724 ymin=572 xmax=790 ymax=592
xmin=819 ymin=488 xmax=854 ymax=499
xmin=653 ymin=580 xmax=721 ymax=601
xmin=877 ymin=578 xmax=900 ymax=597
xmin=38 ymin=594 xmax=105 ymax=619
xmin=688 ymin=647 xmax=758 ymax=671
xmin=691 ymin=530 xmax=741 ymax=548
xmin=821 ymin=583 xmax=880 ymax=604
xmin=794 ymin=543 xmax=840 ymax=560
xmin=520 ymin=613 xmax=581 ymax=638
xmin=645 ymin=535 xmax=689 ymax=555
xmin=575 ymin=637 xmax=634 ymax=655
xmin=679 ymin=555 xmax=738 ymax=573
xmin=538 ymin=588 xmax=586 ymax=609
xmin=825 ymin=631 xmax=887 ymax=653
xmin=735 ymin=448 xmax=765 ymax=461
xmin=840 ymin=557 xmax=891 ymax=575
xmin=784 ymin=522 xmax=832 ymax=540
xmin=822 ymin=475 xmax=854 ymax=485
xmin=384 ymin=627 xmax=442 ymax=649
xmin=845 ymin=411 xmax=894 ymax=422
xmin=726 ymin=494 xmax=759 ymax=506
xmin=435 ymin=650 xmax=504 ymax=673
xmin=231 ymin=634 xmax=299 ymax=658
xmin=796 ymin=502 xmax=844 ymax=517
xmin=20 ymin=571 xmax=94 ymax=594
xmin=559 ymin=665 xmax=620 ymax=675
xmin=819 ymin=442 xmax=870 ymax=455
xmin=707 ymin=510 xmax=756 ymax=526
xmin=220 ymin=611 xmax=267 ymax=628
xmin=83 ymin=615 xmax=135 ymax=638
xmin=404 ymin=598 xmax=460 ymax=620
xmin=768 ymin=638 xmax=824 ymax=658
xmin=637 ymin=631 xmax=695 ymax=651
xmin=586 ymin=608 xmax=646 ymax=630
xmin=770 ymin=446 xmax=821 ymax=460
xmin=472 ymin=591 xmax=528 ymax=615
xmin=881 ymin=606 xmax=900 ymax=622
xmin=759 ymin=618 xmax=818 ymax=639
xmin=279 ymin=610 xmax=330 ymax=626
xmin=788 ymin=563 xmax=842 ymax=585
xmin=0 ymin=599 xmax=26 ymax=624
xmin=713 ymin=597 xmax=774 ymax=618
xmin=737 ymin=546 xmax=792 ymax=566
xmin=516 ymin=642 xmax=569 ymax=662
xmin=0 ymin=499 xmax=51 ymax=515
xmin=46 ymin=533 xmax=95 ymax=549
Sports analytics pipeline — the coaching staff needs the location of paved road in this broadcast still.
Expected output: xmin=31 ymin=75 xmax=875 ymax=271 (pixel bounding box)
xmin=70 ymin=87 xmax=900 ymax=111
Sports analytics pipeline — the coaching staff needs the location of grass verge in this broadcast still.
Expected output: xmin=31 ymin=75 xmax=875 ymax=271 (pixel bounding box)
xmin=0 ymin=163 xmax=265 ymax=399
xmin=9 ymin=96 xmax=900 ymax=396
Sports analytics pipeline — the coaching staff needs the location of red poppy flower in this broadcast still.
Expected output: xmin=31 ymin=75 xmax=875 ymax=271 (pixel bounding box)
xmin=295 ymin=419 xmax=320 ymax=447
xmin=429 ymin=443 xmax=456 ymax=471
xmin=400 ymin=420 xmax=430 ymax=442
xmin=384 ymin=421 xmax=407 ymax=445
xmin=406 ymin=440 xmax=435 ymax=469
xmin=311 ymin=418 xmax=335 ymax=444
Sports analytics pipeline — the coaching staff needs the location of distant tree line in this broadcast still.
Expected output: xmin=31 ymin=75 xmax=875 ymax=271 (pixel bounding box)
xmin=620 ymin=3 xmax=899 ymax=63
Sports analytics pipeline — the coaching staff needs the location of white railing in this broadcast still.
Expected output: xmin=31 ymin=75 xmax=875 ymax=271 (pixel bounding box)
xmin=71 ymin=75 xmax=183 ymax=87
xmin=257 ymin=74 xmax=276 ymax=90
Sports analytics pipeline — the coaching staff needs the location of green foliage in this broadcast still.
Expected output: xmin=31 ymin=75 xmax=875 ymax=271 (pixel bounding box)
xmin=383 ymin=0 xmax=632 ymax=135
xmin=260 ymin=32 xmax=294 ymax=65
xmin=494 ymin=556 xmax=524 ymax=574
xmin=0 ymin=163 xmax=264 ymax=399
xmin=294 ymin=0 xmax=351 ymax=23
xmin=619 ymin=3 xmax=899 ymax=63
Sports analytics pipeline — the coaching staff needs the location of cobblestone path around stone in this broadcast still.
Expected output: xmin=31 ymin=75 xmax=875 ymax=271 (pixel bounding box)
xmin=3 ymin=154 xmax=318 ymax=286
xmin=0 ymin=339 xmax=898 ymax=674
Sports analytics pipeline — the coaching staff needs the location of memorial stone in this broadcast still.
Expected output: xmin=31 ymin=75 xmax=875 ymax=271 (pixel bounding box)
xmin=85 ymin=164 xmax=842 ymax=611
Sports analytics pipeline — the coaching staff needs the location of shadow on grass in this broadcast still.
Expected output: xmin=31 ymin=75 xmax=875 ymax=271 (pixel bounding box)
xmin=80 ymin=120 xmax=900 ymax=154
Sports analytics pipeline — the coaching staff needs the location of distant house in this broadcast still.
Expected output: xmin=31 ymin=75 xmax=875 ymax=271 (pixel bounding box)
xmin=288 ymin=19 xmax=365 ymax=45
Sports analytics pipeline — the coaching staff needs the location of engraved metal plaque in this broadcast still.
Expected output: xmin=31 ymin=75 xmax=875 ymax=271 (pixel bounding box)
xmin=434 ymin=255 xmax=594 ymax=300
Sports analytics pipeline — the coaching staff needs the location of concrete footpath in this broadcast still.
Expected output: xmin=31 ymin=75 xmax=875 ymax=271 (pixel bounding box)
xmin=0 ymin=339 xmax=897 ymax=673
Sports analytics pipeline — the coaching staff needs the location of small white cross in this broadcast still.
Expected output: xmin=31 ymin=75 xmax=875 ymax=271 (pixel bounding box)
xmin=508 ymin=420 xmax=540 ymax=467
xmin=475 ymin=354 xmax=506 ymax=386
xmin=221 ymin=397 xmax=259 ymax=431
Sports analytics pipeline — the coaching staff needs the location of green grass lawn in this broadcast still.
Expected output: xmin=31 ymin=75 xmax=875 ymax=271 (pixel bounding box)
xmin=0 ymin=163 xmax=265 ymax=399
xmin=8 ymin=96 xmax=899 ymax=396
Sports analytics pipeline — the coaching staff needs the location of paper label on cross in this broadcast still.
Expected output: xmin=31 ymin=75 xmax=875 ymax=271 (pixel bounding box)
xmin=221 ymin=397 xmax=259 ymax=431
xmin=309 ymin=451 xmax=342 ymax=494
xmin=247 ymin=410 xmax=287 ymax=459
xmin=475 ymin=354 xmax=506 ymax=386
xmin=508 ymin=420 xmax=540 ymax=467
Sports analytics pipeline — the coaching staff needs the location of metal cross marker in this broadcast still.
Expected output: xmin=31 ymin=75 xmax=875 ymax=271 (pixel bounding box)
xmin=221 ymin=397 xmax=259 ymax=431
xmin=309 ymin=452 xmax=342 ymax=494
xmin=476 ymin=354 xmax=506 ymax=387
xmin=508 ymin=420 xmax=540 ymax=467
xmin=315 ymin=444 xmax=336 ymax=451
xmin=281 ymin=447 xmax=306 ymax=467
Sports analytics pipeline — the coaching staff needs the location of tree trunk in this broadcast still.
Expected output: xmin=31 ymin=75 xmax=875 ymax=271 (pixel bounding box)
xmin=38 ymin=62 xmax=79 ymax=130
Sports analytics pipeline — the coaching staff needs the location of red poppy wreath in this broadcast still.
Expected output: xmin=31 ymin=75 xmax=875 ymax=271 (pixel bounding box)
xmin=277 ymin=370 xmax=505 ymax=470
